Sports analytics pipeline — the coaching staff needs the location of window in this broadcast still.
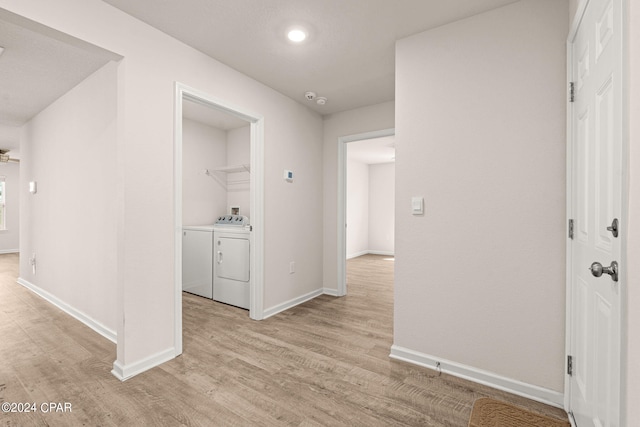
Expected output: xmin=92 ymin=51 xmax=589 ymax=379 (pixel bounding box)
xmin=0 ymin=176 xmax=5 ymax=230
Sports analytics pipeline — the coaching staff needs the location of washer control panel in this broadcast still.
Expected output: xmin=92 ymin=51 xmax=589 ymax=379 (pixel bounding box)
xmin=215 ymin=215 xmax=249 ymax=227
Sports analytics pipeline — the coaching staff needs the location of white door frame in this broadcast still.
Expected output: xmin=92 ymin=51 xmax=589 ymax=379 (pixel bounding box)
xmin=174 ymin=82 xmax=265 ymax=355
xmin=337 ymin=128 xmax=395 ymax=296
xmin=564 ymin=0 xmax=628 ymax=422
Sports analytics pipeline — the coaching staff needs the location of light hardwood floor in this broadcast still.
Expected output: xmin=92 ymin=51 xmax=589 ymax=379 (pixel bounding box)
xmin=0 ymin=253 xmax=568 ymax=426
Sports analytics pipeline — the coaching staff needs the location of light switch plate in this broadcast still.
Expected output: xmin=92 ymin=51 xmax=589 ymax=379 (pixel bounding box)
xmin=411 ymin=196 xmax=424 ymax=215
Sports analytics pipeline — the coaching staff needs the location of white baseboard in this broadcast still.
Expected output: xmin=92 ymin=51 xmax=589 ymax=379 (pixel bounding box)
xmin=368 ymin=250 xmax=394 ymax=257
xmin=263 ymin=288 xmax=324 ymax=319
xmin=323 ymin=288 xmax=339 ymax=297
xmin=17 ymin=277 xmax=116 ymax=343
xmin=0 ymin=249 xmax=19 ymax=254
xmin=389 ymin=345 xmax=564 ymax=408
xmin=346 ymin=250 xmax=369 ymax=259
xmin=111 ymin=347 xmax=176 ymax=381
xmin=347 ymin=250 xmax=395 ymax=259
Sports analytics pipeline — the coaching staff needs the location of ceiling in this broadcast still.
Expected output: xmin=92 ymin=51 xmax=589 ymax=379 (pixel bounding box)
xmin=0 ymin=0 xmax=520 ymax=155
xmin=102 ymin=0 xmax=519 ymax=115
xmin=0 ymin=10 xmax=120 ymax=154
xmin=183 ymin=99 xmax=249 ymax=131
xmin=347 ymin=136 xmax=395 ymax=165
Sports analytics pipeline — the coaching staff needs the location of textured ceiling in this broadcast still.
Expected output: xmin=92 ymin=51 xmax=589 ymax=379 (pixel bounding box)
xmin=0 ymin=12 xmax=119 ymax=127
xmin=0 ymin=10 xmax=120 ymax=153
xmin=0 ymin=0 xmax=520 ymax=153
xmin=102 ymin=0 xmax=519 ymax=114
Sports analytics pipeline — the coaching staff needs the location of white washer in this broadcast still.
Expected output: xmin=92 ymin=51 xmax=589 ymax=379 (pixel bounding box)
xmin=182 ymin=225 xmax=214 ymax=299
xmin=213 ymin=215 xmax=250 ymax=309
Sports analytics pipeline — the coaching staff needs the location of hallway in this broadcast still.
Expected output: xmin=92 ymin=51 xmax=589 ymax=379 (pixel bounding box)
xmin=0 ymin=253 xmax=567 ymax=425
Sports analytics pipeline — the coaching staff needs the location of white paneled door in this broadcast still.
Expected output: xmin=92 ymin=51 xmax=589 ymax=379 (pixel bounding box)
xmin=568 ymin=0 xmax=622 ymax=425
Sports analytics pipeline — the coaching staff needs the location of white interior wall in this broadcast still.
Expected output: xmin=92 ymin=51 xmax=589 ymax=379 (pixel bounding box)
xmin=394 ymin=0 xmax=568 ymax=398
xmin=368 ymin=162 xmax=394 ymax=255
xmin=569 ymin=0 xmax=580 ymax=19
xmin=0 ymin=163 xmax=19 ymax=253
xmin=19 ymin=61 xmax=118 ymax=334
xmin=346 ymin=157 xmax=369 ymax=258
xmin=226 ymin=125 xmax=250 ymax=219
xmin=322 ymin=101 xmax=395 ymax=291
xmin=1 ymin=0 xmax=324 ymax=375
xmin=182 ymin=118 xmax=227 ymax=225
xmin=346 ymin=159 xmax=395 ymax=258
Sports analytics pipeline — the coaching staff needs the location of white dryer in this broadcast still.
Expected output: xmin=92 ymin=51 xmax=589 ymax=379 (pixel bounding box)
xmin=213 ymin=215 xmax=250 ymax=309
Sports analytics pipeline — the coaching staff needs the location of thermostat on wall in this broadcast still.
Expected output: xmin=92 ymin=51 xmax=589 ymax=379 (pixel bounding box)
xmin=284 ymin=170 xmax=293 ymax=182
xmin=29 ymin=181 xmax=37 ymax=194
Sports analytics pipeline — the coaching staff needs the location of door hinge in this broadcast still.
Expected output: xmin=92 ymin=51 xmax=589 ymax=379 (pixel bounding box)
xmin=568 ymin=219 xmax=574 ymax=240
xmin=569 ymin=81 xmax=575 ymax=102
xmin=567 ymin=355 xmax=573 ymax=376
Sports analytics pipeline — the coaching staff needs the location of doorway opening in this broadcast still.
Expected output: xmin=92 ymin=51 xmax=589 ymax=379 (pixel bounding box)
xmin=174 ymin=83 xmax=265 ymax=356
xmin=337 ymin=128 xmax=395 ymax=296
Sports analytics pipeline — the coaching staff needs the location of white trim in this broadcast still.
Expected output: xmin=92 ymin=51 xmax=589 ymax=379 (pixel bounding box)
xmin=564 ymin=18 xmax=578 ymax=414
xmin=174 ymin=83 xmax=184 ymax=356
xmin=16 ymin=277 xmax=116 ymax=343
xmin=367 ymin=250 xmax=394 ymax=257
xmin=111 ymin=347 xmax=175 ymax=381
xmin=346 ymin=250 xmax=369 ymax=259
xmin=174 ymin=82 xmax=266 ymax=357
xmin=0 ymin=249 xmax=19 ymax=254
xmin=619 ymin=2 xmax=630 ymax=425
xmin=323 ymin=288 xmax=339 ymax=297
xmin=262 ymin=288 xmax=324 ymax=319
xmin=567 ymin=0 xmax=589 ymax=42
xmin=249 ymin=114 xmax=265 ymax=321
xmin=390 ymin=345 xmax=564 ymax=408
xmin=337 ymin=128 xmax=395 ymax=297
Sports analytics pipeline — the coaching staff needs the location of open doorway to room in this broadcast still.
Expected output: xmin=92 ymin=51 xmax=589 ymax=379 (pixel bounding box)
xmin=173 ymin=84 xmax=265 ymax=356
xmin=337 ymin=128 xmax=395 ymax=296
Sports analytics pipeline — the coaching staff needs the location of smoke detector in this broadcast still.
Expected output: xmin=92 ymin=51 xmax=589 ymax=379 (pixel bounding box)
xmin=304 ymin=91 xmax=316 ymax=101
xmin=316 ymin=97 xmax=327 ymax=105
xmin=0 ymin=149 xmax=19 ymax=163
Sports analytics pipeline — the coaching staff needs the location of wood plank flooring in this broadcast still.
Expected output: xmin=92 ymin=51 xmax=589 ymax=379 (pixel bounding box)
xmin=0 ymin=253 xmax=569 ymax=426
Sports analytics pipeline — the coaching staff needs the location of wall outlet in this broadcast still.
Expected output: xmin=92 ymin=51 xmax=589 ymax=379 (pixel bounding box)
xmin=289 ymin=261 xmax=295 ymax=274
xmin=30 ymin=252 xmax=36 ymax=275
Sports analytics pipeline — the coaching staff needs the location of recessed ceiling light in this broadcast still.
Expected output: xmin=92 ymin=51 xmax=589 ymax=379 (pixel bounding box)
xmin=287 ymin=29 xmax=307 ymax=43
